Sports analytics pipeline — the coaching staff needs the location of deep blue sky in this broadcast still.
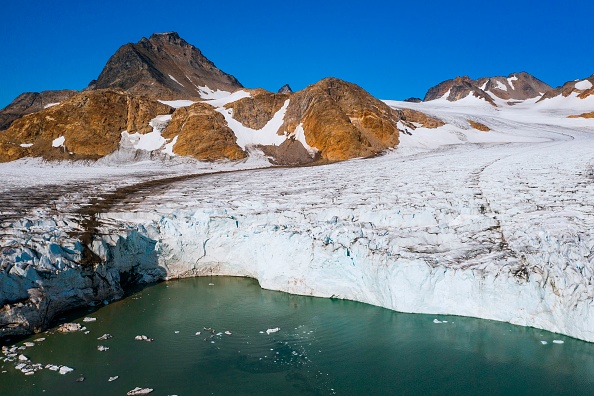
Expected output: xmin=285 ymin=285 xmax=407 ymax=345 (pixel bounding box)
xmin=2 ymin=0 xmax=593 ymax=108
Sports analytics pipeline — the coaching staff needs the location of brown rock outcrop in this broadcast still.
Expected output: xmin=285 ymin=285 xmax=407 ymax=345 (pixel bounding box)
xmin=276 ymin=78 xmax=403 ymax=161
xmin=0 ymin=89 xmax=173 ymax=162
xmin=0 ymin=90 xmax=78 ymax=131
xmin=224 ymin=89 xmax=290 ymax=130
xmin=400 ymin=108 xmax=445 ymax=129
xmin=468 ymin=120 xmax=490 ymax=131
xmin=568 ymin=112 xmax=594 ymax=119
xmin=89 ymin=32 xmax=242 ymax=100
xmin=161 ymin=102 xmax=246 ymax=161
xmin=538 ymin=75 xmax=594 ymax=102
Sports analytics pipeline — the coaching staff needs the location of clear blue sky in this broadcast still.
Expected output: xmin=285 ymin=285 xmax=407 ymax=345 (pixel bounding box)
xmin=1 ymin=0 xmax=593 ymax=108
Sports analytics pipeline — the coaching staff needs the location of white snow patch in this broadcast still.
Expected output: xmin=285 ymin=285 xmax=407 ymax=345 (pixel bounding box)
xmin=205 ymin=90 xmax=252 ymax=107
xmin=123 ymin=114 xmax=172 ymax=152
xmin=575 ymin=80 xmax=593 ymax=90
xmin=197 ymin=85 xmax=233 ymax=100
xmin=44 ymin=102 xmax=60 ymax=109
xmin=168 ymin=74 xmax=184 ymax=87
xmin=162 ymin=135 xmax=178 ymax=156
xmin=159 ymin=100 xmax=194 ymax=108
xmin=20 ymin=143 xmax=33 ymax=148
xmin=507 ymin=76 xmax=518 ymax=90
xmin=290 ymin=124 xmax=318 ymax=157
xmin=480 ymin=81 xmax=488 ymax=91
xmin=215 ymin=99 xmax=290 ymax=149
xmin=52 ymin=136 xmax=65 ymax=148
xmin=495 ymin=80 xmax=507 ymax=91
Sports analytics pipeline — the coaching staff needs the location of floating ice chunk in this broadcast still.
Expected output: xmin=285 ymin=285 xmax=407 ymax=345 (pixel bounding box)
xmin=433 ymin=319 xmax=442 ymax=324
xmin=208 ymin=283 xmax=215 ymax=286
xmin=127 ymin=387 xmax=154 ymax=395
xmin=59 ymin=366 xmax=74 ymax=375
xmin=57 ymin=323 xmax=82 ymax=333
xmin=83 ymin=317 xmax=96 ymax=322
xmin=34 ymin=338 xmax=45 ymax=343
xmin=18 ymin=354 xmax=29 ymax=361
xmin=540 ymin=341 xmax=548 ymax=345
xmin=135 ymin=335 xmax=153 ymax=342
xmin=553 ymin=340 xmax=564 ymax=344
xmin=23 ymin=342 xmax=35 ymax=347
xmin=109 ymin=376 xmax=119 ymax=382
xmin=266 ymin=328 xmax=280 ymax=334
xmin=46 ymin=364 xmax=60 ymax=371
xmin=97 ymin=345 xmax=109 ymax=352
xmin=98 ymin=334 xmax=112 ymax=340
xmin=224 ymin=331 xmax=232 ymax=335
xmin=195 ymin=331 xmax=201 ymax=336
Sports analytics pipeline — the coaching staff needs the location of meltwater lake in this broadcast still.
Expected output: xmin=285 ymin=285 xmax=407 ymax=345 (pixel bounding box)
xmin=2 ymin=276 xmax=594 ymax=395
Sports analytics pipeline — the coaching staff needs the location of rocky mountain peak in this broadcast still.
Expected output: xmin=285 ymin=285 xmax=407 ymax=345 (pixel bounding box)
xmin=89 ymin=32 xmax=242 ymax=100
xmin=277 ymin=84 xmax=293 ymax=94
xmin=424 ymin=72 xmax=551 ymax=105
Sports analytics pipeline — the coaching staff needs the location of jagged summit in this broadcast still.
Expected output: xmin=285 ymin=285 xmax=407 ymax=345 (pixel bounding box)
xmin=277 ymin=84 xmax=293 ymax=94
xmin=88 ymin=32 xmax=243 ymax=99
xmin=424 ymin=72 xmax=551 ymax=105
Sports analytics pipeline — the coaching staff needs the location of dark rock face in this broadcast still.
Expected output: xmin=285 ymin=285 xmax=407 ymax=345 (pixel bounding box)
xmin=277 ymin=84 xmax=293 ymax=94
xmin=424 ymin=72 xmax=551 ymax=105
xmin=90 ymin=32 xmax=243 ymax=99
xmin=0 ymin=90 xmax=78 ymax=131
xmin=404 ymin=97 xmax=422 ymax=103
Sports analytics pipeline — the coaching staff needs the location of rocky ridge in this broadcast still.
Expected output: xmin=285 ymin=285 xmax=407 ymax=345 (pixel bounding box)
xmin=539 ymin=74 xmax=594 ymax=102
xmin=0 ymin=90 xmax=78 ymax=131
xmin=0 ymin=90 xmax=173 ymax=162
xmin=424 ymin=72 xmax=552 ymax=105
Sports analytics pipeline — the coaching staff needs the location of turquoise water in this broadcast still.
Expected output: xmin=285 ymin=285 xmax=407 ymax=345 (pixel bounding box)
xmin=1 ymin=277 xmax=594 ymax=395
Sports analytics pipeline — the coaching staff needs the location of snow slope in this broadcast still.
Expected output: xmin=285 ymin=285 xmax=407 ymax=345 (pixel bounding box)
xmin=1 ymin=96 xmax=594 ymax=342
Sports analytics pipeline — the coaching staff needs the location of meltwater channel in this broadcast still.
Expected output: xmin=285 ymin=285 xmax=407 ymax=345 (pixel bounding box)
xmin=2 ymin=276 xmax=594 ymax=395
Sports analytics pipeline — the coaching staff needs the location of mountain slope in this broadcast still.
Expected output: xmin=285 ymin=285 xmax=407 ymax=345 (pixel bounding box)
xmin=0 ymin=90 xmax=172 ymax=162
xmin=88 ymin=32 xmax=243 ymax=99
xmin=0 ymin=90 xmax=78 ymax=131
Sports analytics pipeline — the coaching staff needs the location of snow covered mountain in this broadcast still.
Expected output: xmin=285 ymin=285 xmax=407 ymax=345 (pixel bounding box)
xmin=424 ymin=72 xmax=552 ymax=105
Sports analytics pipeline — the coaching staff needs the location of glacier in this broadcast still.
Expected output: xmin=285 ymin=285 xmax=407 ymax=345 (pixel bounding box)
xmin=1 ymin=97 xmax=594 ymax=342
